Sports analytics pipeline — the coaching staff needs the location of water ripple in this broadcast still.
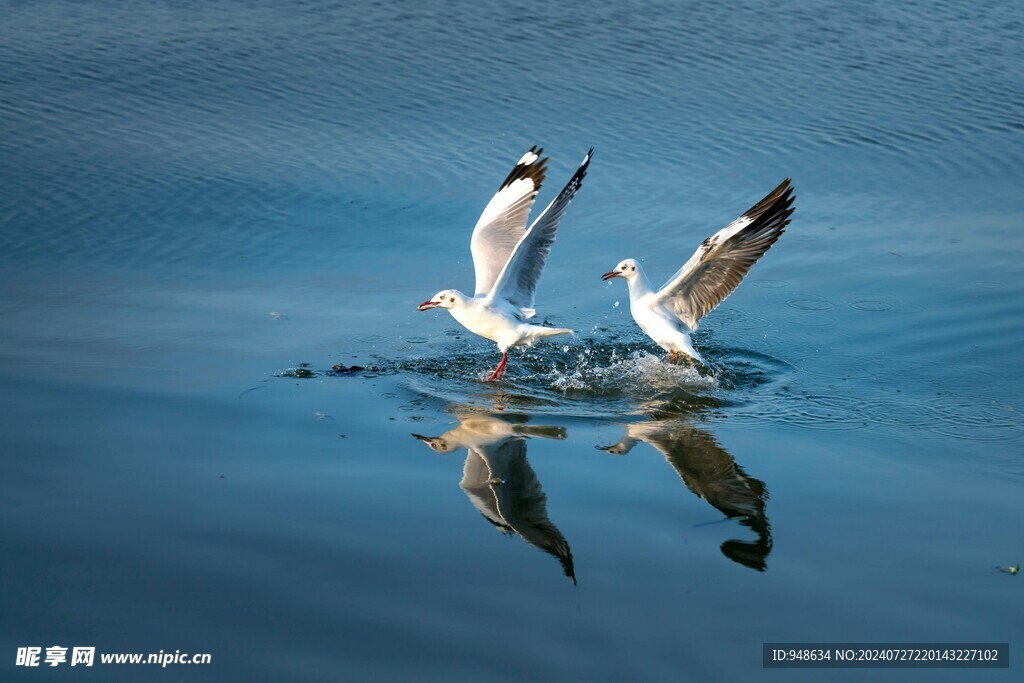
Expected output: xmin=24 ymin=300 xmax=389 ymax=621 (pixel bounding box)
xmin=2 ymin=0 xmax=1021 ymax=270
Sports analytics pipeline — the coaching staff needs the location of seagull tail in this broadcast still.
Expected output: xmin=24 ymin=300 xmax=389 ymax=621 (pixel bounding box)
xmin=530 ymin=326 xmax=574 ymax=341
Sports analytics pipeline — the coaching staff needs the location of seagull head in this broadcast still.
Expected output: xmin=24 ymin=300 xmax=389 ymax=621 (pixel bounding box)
xmin=411 ymin=433 xmax=452 ymax=452
xmin=417 ymin=289 xmax=462 ymax=312
xmin=602 ymin=259 xmax=641 ymax=283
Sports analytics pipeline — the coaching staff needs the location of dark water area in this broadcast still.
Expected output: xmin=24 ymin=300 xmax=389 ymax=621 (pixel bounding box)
xmin=1 ymin=1 xmax=1022 ymax=680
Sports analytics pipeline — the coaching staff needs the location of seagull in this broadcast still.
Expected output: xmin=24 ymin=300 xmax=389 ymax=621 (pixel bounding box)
xmin=602 ymin=179 xmax=795 ymax=364
xmin=412 ymin=413 xmax=575 ymax=583
xmin=418 ymin=147 xmax=592 ymax=380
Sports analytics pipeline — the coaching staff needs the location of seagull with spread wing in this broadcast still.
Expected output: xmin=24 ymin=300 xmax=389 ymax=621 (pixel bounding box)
xmin=418 ymin=147 xmax=592 ymax=380
xmin=602 ymin=179 xmax=795 ymax=364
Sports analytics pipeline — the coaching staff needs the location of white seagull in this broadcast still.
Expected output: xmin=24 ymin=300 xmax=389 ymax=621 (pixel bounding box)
xmin=418 ymin=147 xmax=592 ymax=380
xmin=602 ymin=179 xmax=795 ymax=364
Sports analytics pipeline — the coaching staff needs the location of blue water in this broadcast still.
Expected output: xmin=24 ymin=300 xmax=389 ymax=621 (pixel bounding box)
xmin=2 ymin=1 xmax=1022 ymax=680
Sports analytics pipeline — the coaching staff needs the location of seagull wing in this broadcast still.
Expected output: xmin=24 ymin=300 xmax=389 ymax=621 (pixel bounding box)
xmin=460 ymin=447 xmax=508 ymax=530
xmin=470 ymin=147 xmax=548 ymax=297
xmin=487 ymin=149 xmax=593 ymax=310
xmin=652 ymin=179 xmax=794 ymax=329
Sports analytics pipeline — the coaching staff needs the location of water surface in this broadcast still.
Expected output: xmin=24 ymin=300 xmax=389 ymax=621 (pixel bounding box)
xmin=2 ymin=1 xmax=1022 ymax=680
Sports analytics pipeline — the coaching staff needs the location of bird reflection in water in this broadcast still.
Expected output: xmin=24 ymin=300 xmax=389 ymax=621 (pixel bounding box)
xmin=599 ymin=421 xmax=772 ymax=571
xmin=412 ymin=413 xmax=575 ymax=583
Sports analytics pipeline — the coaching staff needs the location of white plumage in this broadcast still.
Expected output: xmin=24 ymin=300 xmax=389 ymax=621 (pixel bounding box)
xmin=603 ymin=179 xmax=795 ymax=364
xmin=419 ymin=147 xmax=592 ymax=380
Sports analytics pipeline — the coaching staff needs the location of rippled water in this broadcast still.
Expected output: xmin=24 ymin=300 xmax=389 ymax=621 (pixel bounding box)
xmin=2 ymin=1 xmax=1022 ymax=681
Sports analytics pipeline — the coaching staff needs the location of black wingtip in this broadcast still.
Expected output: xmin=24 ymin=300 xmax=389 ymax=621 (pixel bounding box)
xmin=498 ymin=147 xmax=549 ymax=191
xmin=556 ymin=148 xmax=592 ymax=198
xmin=747 ymin=179 xmax=794 ymax=213
xmin=575 ymin=148 xmax=594 ymax=177
xmin=740 ymin=178 xmax=795 ymax=235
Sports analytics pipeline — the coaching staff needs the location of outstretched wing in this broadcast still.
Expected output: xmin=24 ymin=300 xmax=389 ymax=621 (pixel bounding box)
xmin=487 ymin=149 xmax=593 ymax=309
xmin=653 ymin=179 xmax=794 ymax=329
xmin=470 ymin=147 xmax=548 ymax=296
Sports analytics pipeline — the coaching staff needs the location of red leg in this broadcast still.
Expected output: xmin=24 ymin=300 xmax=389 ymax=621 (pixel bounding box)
xmin=486 ymin=352 xmax=508 ymax=381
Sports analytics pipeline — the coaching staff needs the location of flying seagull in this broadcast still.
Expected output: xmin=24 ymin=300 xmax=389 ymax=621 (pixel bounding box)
xmin=418 ymin=147 xmax=592 ymax=380
xmin=602 ymin=179 xmax=794 ymax=364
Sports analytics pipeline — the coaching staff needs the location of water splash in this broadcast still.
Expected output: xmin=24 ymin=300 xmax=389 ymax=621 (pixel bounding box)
xmin=304 ymin=328 xmax=1022 ymax=442
xmin=543 ymin=347 xmax=715 ymax=392
xmin=392 ymin=335 xmax=749 ymax=419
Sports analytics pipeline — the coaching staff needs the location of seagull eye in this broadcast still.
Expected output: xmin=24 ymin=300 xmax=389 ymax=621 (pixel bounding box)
xmin=631 ymin=266 xmax=635 ymax=271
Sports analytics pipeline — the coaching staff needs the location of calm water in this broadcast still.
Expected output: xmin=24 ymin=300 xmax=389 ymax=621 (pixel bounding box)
xmin=2 ymin=0 xmax=1022 ymax=680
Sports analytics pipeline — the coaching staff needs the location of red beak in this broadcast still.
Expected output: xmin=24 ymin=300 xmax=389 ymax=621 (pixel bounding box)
xmin=417 ymin=300 xmax=439 ymax=311
xmin=601 ymin=271 xmax=620 ymax=281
